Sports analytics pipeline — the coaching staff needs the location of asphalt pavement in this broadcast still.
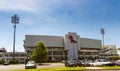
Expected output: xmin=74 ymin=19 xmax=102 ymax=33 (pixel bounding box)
xmin=0 ymin=63 xmax=65 ymax=70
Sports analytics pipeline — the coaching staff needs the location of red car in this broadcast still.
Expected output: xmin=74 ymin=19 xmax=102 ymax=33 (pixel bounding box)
xmin=112 ymin=60 xmax=120 ymax=66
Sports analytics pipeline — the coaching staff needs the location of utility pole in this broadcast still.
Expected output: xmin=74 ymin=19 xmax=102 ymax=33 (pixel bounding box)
xmin=11 ymin=14 xmax=19 ymax=61
xmin=100 ymin=28 xmax=105 ymax=59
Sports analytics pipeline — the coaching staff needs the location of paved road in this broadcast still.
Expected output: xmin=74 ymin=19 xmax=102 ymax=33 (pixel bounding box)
xmin=0 ymin=63 xmax=65 ymax=71
xmin=0 ymin=64 xmax=25 ymax=71
xmin=37 ymin=63 xmax=65 ymax=68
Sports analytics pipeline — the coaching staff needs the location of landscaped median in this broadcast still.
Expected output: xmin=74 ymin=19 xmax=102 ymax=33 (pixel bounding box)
xmin=100 ymin=66 xmax=120 ymax=70
xmin=85 ymin=66 xmax=120 ymax=71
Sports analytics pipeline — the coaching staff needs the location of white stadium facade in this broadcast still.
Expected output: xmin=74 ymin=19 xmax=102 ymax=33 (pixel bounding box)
xmin=24 ymin=32 xmax=118 ymax=62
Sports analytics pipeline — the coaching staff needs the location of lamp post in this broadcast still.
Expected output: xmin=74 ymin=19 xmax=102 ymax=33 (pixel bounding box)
xmin=100 ymin=28 xmax=105 ymax=59
xmin=11 ymin=14 xmax=19 ymax=61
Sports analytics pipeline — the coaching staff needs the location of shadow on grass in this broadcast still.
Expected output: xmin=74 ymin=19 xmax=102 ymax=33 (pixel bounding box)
xmin=37 ymin=63 xmax=50 ymax=66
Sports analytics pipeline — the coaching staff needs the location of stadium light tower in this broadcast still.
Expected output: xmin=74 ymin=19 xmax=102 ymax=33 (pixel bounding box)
xmin=11 ymin=14 xmax=19 ymax=61
xmin=100 ymin=28 xmax=105 ymax=59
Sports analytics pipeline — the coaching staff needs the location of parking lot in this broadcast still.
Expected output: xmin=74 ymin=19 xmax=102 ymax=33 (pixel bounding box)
xmin=0 ymin=64 xmax=25 ymax=70
xmin=0 ymin=63 xmax=102 ymax=70
xmin=0 ymin=63 xmax=65 ymax=70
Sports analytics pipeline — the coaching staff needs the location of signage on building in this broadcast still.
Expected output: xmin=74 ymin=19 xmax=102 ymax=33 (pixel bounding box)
xmin=68 ymin=35 xmax=77 ymax=43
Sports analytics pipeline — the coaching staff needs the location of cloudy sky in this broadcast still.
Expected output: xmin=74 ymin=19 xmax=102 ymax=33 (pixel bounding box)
xmin=0 ymin=0 xmax=120 ymax=53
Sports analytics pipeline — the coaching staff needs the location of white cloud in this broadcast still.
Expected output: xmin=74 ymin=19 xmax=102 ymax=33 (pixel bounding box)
xmin=0 ymin=0 xmax=37 ymax=13
xmin=0 ymin=0 xmax=83 ymax=14
xmin=0 ymin=0 xmax=62 ymax=13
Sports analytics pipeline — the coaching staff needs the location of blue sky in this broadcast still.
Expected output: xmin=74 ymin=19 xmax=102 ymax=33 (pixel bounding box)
xmin=0 ymin=0 xmax=120 ymax=53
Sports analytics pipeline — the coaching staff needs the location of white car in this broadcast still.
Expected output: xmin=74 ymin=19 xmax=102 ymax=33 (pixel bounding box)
xmin=89 ymin=59 xmax=103 ymax=66
xmin=65 ymin=59 xmax=78 ymax=67
xmin=102 ymin=59 xmax=112 ymax=66
xmin=25 ymin=61 xmax=36 ymax=69
xmin=89 ymin=59 xmax=112 ymax=66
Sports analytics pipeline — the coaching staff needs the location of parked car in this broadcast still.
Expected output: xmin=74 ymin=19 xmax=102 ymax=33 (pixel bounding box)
xmin=90 ymin=59 xmax=105 ymax=66
xmin=113 ymin=60 xmax=120 ymax=66
xmin=25 ymin=61 xmax=36 ymax=69
xmin=89 ymin=59 xmax=112 ymax=66
xmin=61 ymin=60 xmax=65 ymax=63
xmin=3 ymin=61 xmax=9 ymax=65
xmin=77 ymin=60 xmax=84 ymax=66
xmin=80 ymin=59 xmax=91 ymax=67
xmin=102 ymin=59 xmax=112 ymax=66
xmin=65 ymin=59 xmax=78 ymax=67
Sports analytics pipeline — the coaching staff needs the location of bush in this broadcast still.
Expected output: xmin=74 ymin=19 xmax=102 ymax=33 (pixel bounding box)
xmin=9 ymin=59 xmax=19 ymax=64
xmin=0 ymin=59 xmax=5 ymax=64
xmin=109 ymin=56 xmax=120 ymax=61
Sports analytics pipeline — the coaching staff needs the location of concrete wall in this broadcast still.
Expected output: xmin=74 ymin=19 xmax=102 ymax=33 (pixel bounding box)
xmin=80 ymin=38 xmax=102 ymax=48
xmin=25 ymin=34 xmax=101 ymax=49
xmin=25 ymin=35 xmax=64 ymax=47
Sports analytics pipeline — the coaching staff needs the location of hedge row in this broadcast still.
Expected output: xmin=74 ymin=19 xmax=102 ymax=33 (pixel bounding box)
xmin=0 ymin=59 xmax=19 ymax=64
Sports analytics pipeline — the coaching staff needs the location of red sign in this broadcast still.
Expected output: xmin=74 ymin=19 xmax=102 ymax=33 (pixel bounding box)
xmin=68 ymin=35 xmax=77 ymax=43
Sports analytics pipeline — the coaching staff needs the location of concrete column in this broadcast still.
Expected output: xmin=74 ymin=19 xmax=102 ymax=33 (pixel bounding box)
xmin=63 ymin=51 xmax=65 ymax=59
xmin=52 ymin=50 xmax=54 ymax=61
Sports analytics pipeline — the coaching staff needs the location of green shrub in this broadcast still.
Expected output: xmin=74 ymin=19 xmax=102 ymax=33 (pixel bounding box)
xmin=9 ymin=59 xmax=19 ymax=64
xmin=0 ymin=59 xmax=5 ymax=64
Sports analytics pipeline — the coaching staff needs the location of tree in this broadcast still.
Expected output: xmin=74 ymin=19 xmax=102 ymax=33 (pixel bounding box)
xmin=0 ymin=59 xmax=5 ymax=64
xmin=30 ymin=41 xmax=48 ymax=64
xmin=118 ymin=48 xmax=120 ymax=50
xmin=109 ymin=56 xmax=120 ymax=60
xmin=118 ymin=48 xmax=120 ymax=56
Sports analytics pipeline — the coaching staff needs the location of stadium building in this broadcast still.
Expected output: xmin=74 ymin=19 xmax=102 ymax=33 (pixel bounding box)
xmin=0 ymin=32 xmax=118 ymax=63
xmin=24 ymin=32 xmax=103 ymax=61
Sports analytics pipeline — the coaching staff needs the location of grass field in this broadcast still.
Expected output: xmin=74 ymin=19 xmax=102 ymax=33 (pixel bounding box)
xmin=100 ymin=66 xmax=120 ymax=70
xmin=3 ymin=67 xmax=86 ymax=71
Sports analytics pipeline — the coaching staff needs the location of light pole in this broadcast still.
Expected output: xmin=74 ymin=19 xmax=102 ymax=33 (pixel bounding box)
xmin=11 ymin=14 xmax=19 ymax=61
xmin=100 ymin=28 xmax=105 ymax=59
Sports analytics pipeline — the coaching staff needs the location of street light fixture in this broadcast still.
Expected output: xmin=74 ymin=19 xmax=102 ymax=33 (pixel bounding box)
xmin=100 ymin=28 xmax=105 ymax=59
xmin=11 ymin=14 xmax=19 ymax=61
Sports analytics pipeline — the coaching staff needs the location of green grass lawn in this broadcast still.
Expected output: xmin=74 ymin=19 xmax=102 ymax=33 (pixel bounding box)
xmin=100 ymin=66 xmax=120 ymax=70
xmin=3 ymin=67 xmax=86 ymax=71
